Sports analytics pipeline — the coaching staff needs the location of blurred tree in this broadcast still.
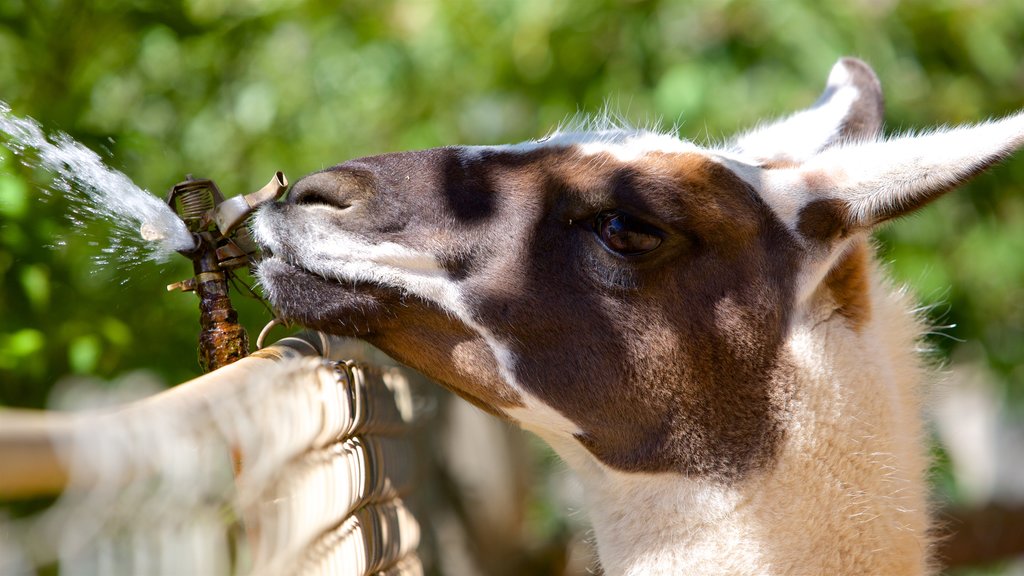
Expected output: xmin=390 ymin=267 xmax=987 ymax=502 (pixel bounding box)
xmin=1 ymin=0 xmax=1023 ymax=573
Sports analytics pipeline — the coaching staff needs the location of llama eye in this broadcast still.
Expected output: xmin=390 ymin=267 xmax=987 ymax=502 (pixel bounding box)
xmin=594 ymin=211 xmax=663 ymax=256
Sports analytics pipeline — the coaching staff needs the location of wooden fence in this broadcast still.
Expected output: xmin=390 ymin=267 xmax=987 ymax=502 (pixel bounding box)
xmin=0 ymin=332 xmax=425 ymax=575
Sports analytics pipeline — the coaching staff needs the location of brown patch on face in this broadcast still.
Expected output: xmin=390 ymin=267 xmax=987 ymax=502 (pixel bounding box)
xmin=365 ymin=313 xmax=525 ymax=417
xmin=797 ymin=197 xmax=851 ymax=242
xmin=659 ymin=154 xmax=761 ymax=249
xmin=257 ymin=256 xmax=524 ymax=416
xmin=469 ymin=150 xmax=801 ymax=481
xmin=822 ymin=240 xmax=872 ymax=331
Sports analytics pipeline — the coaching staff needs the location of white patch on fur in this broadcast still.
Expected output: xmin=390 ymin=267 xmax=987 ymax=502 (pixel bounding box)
xmin=523 ymin=425 xmax=756 ymax=576
xmin=506 ymin=395 xmax=586 ymax=439
xmin=255 ymin=209 xmax=451 ymax=305
xmin=574 ymin=132 xmax=699 ymax=161
xmin=460 ymin=112 xmax=700 ymax=162
xmin=755 ymin=166 xmax=807 ymax=230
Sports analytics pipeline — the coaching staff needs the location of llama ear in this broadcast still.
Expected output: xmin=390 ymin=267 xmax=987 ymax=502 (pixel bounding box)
xmin=731 ymin=58 xmax=884 ymax=165
xmin=766 ymin=112 xmax=1024 ymax=242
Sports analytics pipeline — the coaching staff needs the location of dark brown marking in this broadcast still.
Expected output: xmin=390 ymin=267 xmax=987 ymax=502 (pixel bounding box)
xmin=822 ymin=240 xmax=872 ymax=331
xmin=797 ymin=197 xmax=851 ymax=242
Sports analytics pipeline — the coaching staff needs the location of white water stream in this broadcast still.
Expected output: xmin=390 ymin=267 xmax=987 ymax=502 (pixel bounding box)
xmin=0 ymin=101 xmax=195 ymax=265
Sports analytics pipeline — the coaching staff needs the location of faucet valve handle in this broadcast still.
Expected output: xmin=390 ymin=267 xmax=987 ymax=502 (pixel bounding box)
xmin=213 ymin=171 xmax=288 ymax=236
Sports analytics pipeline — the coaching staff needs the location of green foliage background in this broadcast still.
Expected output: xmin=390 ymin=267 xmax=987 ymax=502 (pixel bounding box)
xmin=1 ymin=0 xmax=1023 ymax=564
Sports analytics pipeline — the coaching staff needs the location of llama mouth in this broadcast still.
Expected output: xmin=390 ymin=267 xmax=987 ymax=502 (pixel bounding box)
xmin=256 ymin=256 xmax=403 ymax=336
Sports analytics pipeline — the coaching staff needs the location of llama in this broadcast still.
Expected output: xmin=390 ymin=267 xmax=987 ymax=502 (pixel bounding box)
xmin=254 ymin=58 xmax=1024 ymax=574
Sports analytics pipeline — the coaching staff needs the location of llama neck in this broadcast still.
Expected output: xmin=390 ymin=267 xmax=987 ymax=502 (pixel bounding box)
xmin=542 ymin=266 xmax=933 ymax=575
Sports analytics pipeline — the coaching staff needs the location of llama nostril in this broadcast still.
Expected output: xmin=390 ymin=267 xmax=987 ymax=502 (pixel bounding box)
xmin=288 ymin=167 xmax=376 ymax=209
xmin=295 ymin=189 xmax=349 ymax=209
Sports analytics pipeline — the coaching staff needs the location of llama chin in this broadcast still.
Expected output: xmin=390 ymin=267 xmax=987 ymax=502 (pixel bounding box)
xmin=256 ymin=57 xmax=1024 ymax=575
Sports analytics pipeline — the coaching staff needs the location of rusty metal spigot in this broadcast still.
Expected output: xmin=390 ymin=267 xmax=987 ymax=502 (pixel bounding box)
xmin=163 ymin=172 xmax=289 ymax=372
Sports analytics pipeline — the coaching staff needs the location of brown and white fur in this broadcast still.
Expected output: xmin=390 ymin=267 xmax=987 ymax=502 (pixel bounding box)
xmin=254 ymin=58 xmax=1024 ymax=575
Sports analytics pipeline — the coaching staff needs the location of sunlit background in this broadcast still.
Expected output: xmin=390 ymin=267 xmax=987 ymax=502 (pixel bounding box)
xmin=2 ymin=0 xmax=1023 ymax=574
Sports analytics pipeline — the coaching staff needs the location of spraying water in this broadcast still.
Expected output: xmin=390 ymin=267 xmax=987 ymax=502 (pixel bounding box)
xmin=0 ymin=101 xmax=195 ymax=264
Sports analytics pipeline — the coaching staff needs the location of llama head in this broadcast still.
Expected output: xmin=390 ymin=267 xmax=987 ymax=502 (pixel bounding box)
xmin=256 ymin=58 xmax=1024 ymax=479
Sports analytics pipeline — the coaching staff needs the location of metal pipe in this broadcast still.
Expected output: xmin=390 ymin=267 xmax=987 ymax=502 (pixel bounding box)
xmin=191 ymin=231 xmax=248 ymax=372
